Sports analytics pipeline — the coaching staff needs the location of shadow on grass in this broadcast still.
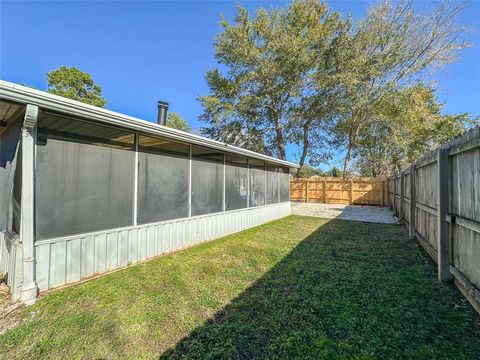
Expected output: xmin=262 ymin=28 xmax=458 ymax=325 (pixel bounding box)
xmin=160 ymin=219 xmax=479 ymax=359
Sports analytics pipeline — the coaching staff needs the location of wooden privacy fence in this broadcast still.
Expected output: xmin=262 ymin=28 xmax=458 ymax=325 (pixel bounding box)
xmin=290 ymin=177 xmax=387 ymax=206
xmin=388 ymin=126 xmax=480 ymax=314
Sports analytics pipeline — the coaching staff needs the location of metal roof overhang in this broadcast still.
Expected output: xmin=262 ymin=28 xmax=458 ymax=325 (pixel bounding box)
xmin=0 ymin=80 xmax=299 ymax=168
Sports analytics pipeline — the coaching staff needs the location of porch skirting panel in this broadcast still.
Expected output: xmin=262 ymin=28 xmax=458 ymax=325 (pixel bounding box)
xmin=0 ymin=232 xmax=23 ymax=301
xmin=35 ymin=202 xmax=291 ymax=292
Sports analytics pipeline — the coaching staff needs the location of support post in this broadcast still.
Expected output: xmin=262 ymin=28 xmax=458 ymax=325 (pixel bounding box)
xmin=188 ymin=145 xmax=192 ymax=217
xmin=20 ymin=104 xmax=39 ymax=305
xmin=399 ymin=172 xmax=405 ymax=220
xmin=409 ymin=165 xmax=416 ymax=240
xmin=437 ymin=148 xmax=451 ymax=281
xmin=277 ymin=167 xmax=280 ymax=203
xmin=222 ymin=153 xmax=226 ymax=212
xmin=246 ymin=159 xmax=250 ymax=208
xmin=133 ymin=133 xmax=138 ymax=226
xmin=264 ymin=163 xmax=267 ymax=205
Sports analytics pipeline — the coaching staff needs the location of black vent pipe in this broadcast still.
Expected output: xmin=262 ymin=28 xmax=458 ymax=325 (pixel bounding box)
xmin=157 ymin=100 xmax=169 ymax=126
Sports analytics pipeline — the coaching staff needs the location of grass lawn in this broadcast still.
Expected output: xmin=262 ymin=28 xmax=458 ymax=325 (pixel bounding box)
xmin=1 ymin=215 xmax=479 ymax=359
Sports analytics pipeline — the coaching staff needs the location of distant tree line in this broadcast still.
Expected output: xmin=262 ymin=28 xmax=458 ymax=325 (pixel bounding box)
xmin=296 ymin=165 xmax=343 ymax=178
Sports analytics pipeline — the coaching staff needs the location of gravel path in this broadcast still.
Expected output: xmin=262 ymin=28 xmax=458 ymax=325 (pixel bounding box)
xmin=291 ymin=202 xmax=398 ymax=224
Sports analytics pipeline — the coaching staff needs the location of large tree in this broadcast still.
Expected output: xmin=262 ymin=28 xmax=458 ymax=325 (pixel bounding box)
xmin=200 ymin=0 xmax=470 ymax=177
xmin=47 ymin=66 xmax=107 ymax=107
xmin=330 ymin=0 xmax=469 ymax=175
xmin=199 ymin=0 xmax=344 ymax=172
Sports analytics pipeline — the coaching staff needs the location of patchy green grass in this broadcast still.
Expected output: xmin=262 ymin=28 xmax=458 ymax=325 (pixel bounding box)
xmin=0 ymin=216 xmax=479 ymax=359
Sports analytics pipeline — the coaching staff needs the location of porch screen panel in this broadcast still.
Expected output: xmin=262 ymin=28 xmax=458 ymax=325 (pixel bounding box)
xmin=191 ymin=146 xmax=223 ymax=216
xmin=279 ymin=167 xmax=290 ymax=202
xmin=0 ymin=101 xmax=24 ymax=234
xmin=35 ymin=114 xmax=135 ymax=240
xmin=225 ymin=155 xmax=248 ymax=211
xmin=137 ymin=135 xmax=189 ymax=224
xmin=249 ymin=159 xmax=265 ymax=207
xmin=266 ymin=164 xmax=279 ymax=204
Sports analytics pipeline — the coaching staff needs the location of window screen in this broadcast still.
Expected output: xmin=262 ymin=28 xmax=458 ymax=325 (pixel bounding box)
xmin=12 ymin=143 xmax=21 ymax=234
xmin=279 ymin=167 xmax=290 ymax=202
xmin=191 ymin=146 xmax=224 ymax=216
xmin=35 ymin=113 xmax=135 ymax=240
xmin=137 ymin=135 xmax=189 ymax=224
xmin=266 ymin=164 xmax=279 ymax=204
xmin=249 ymin=159 xmax=265 ymax=207
xmin=0 ymin=101 xmax=24 ymax=234
xmin=225 ymin=155 xmax=248 ymax=211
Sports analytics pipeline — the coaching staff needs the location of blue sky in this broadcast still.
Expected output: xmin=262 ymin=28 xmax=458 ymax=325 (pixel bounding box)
xmin=1 ymin=1 xmax=479 ymax=169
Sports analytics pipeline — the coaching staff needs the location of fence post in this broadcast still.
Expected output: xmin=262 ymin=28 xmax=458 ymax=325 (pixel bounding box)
xmin=409 ymin=165 xmax=416 ymax=240
xmin=400 ymin=172 xmax=405 ymax=220
xmin=323 ymin=180 xmax=327 ymax=203
xmin=437 ymin=148 xmax=451 ymax=282
xmin=380 ymin=180 xmax=384 ymax=207
xmin=349 ymin=180 xmax=354 ymax=204
xmin=305 ymin=179 xmax=309 ymax=203
xmin=392 ymin=174 xmax=397 ymax=217
xmin=387 ymin=178 xmax=391 ymax=208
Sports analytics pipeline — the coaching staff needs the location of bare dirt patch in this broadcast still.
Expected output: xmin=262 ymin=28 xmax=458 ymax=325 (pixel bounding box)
xmin=0 ymin=283 xmax=24 ymax=335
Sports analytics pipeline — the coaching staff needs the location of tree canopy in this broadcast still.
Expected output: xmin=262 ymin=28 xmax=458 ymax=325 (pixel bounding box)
xmin=166 ymin=112 xmax=192 ymax=132
xmin=353 ymin=84 xmax=473 ymax=176
xmin=200 ymin=0 xmax=475 ymax=177
xmin=329 ymin=0 xmax=472 ymax=175
xmin=46 ymin=66 xmax=107 ymax=108
xmin=199 ymin=0 xmax=342 ymax=167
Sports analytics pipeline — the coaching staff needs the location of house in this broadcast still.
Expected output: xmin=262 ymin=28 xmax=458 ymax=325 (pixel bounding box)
xmin=0 ymin=80 xmax=297 ymax=304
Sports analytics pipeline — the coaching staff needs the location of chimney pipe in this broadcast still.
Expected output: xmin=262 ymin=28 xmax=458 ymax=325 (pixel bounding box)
xmin=157 ymin=100 xmax=169 ymax=126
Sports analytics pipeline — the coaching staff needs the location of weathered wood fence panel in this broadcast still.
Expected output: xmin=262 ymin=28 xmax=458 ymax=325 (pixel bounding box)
xmin=290 ymin=178 xmax=387 ymax=205
xmin=388 ymin=126 xmax=480 ymax=313
xmin=404 ymin=171 xmax=411 ymax=225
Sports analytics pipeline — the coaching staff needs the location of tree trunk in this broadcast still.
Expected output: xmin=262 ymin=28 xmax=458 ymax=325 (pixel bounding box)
xmin=343 ymin=144 xmax=352 ymax=178
xmin=273 ymin=115 xmax=286 ymax=160
xmin=296 ymin=123 xmax=310 ymax=177
xmin=342 ymin=122 xmax=362 ymax=177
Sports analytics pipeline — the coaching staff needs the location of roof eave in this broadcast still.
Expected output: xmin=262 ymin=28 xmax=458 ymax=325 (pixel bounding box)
xmin=0 ymin=80 xmax=299 ymax=168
